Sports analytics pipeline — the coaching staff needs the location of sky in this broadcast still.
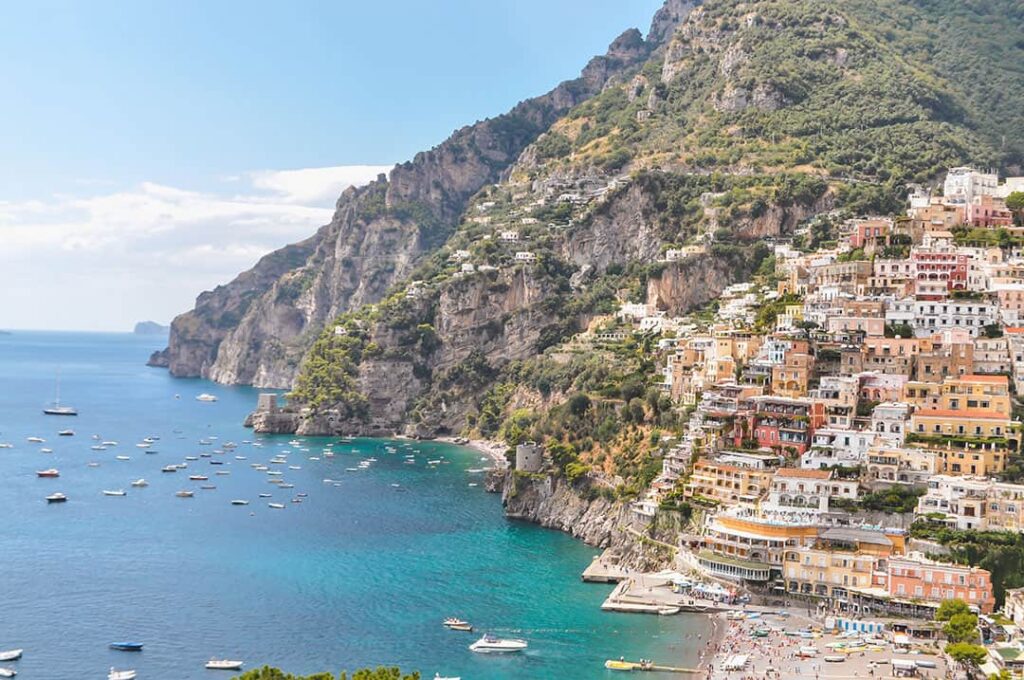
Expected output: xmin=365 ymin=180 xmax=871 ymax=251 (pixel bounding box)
xmin=0 ymin=0 xmax=664 ymax=332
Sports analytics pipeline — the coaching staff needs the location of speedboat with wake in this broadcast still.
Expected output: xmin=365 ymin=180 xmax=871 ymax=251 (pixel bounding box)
xmin=469 ymin=634 xmax=528 ymax=653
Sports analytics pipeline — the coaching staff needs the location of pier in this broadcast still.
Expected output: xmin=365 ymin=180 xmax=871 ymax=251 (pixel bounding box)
xmin=605 ymin=659 xmax=700 ymax=673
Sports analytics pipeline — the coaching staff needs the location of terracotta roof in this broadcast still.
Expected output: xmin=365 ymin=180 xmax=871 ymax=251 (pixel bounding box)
xmin=773 ymin=468 xmax=830 ymax=479
xmin=959 ymin=374 xmax=1009 ymax=384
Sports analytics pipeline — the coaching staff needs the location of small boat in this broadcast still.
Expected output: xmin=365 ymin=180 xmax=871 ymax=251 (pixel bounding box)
xmin=196 ymin=393 xmax=217 ymax=402
xmin=58 ymin=429 xmax=74 ymax=437
xmin=469 ymin=634 xmax=527 ymax=653
xmin=102 ymin=490 xmax=127 ymax=497
xmin=0 ymin=668 xmax=15 ymax=678
xmin=26 ymin=437 xmax=44 ymax=443
xmin=824 ymin=656 xmax=845 ymax=663
xmin=91 ymin=445 xmax=107 ymax=451
xmin=108 ymin=669 xmax=136 ymax=680
xmin=205 ymin=659 xmax=244 ymax=670
xmin=109 ymin=642 xmax=144 ymax=652
xmin=268 ymin=503 xmax=285 ymax=509
xmin=0 ymin=650 xmax=22 ymax=662
xmin=40 ymin=448 xmax=53 ymax=454
xmin=189 ymin=475 xmax=208 ymax=481
xmin=215 ymin=470 xmax=230 ymax=476
xmin=443 ymin=618 xmax=473 ymax=632
xmin=434 ymin=675 xmax=460 ymax=680
xmin=175 ymin=491 xmax=194 ymax=498
xmin=200 ymin=484 xmax=216 ymax=490
xmin=45 ymin=492 xmax=67 ymax=503
xmin=279 ymin=483 xmax=294 ymax=489
xmin=36 ymin=468 xmax=59 ymax=478
xmin=234 ymin=455 xmax=247 ymax=461
xmin=161 ymin=465 xmax=178 ymax=473
xmin=209 ymin=460 xmax=223 ymax=465
xmin=258 ymin=493 xmax=272 ymax=498
xmin=131 ymin=479 xmax=148 ymax=487
xmin=115 ymin=455 xmax=131 ymax=461
xmin=231 ymin=500 xmax=249 ymax=506
xmin=135 ymin=443 xmax=150 ymax=449
xmin=88 ymin=462 xmax=101 ymax=468
xmin=0 ymin=443 xmax=12 ymax=449
xmin=185 ymin=456 xmax=199 ymax=461
xmin=102 ymin=441 xmax=118 ymax=446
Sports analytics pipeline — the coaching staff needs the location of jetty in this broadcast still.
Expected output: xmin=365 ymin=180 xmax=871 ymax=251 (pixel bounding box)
xmin=605 ymin=659 xmax=700 ymax=673
xmin=582 ymin=551 xmax=630 ymax=583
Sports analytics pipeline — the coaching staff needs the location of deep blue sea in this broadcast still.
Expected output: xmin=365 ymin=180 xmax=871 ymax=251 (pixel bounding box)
xmin=0 ymin=331 xmax=703 ymax=679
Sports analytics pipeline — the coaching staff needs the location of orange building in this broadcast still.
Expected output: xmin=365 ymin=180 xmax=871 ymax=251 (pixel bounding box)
xmin=887 ymin=554 xmax=995 ymax=613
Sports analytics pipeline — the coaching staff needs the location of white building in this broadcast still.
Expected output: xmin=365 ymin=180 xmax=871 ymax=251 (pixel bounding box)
xmin=514 ymin=251 xmax=537 ymax=263
xmin=499 ymin=230 xmax=520 ymax=242
xmin=764 ymin=468 xmax=859 ymax=515
xmin=912 ymin=299 xmax=997 ymax=337
xmin=944 ymin=167 xmax=998 ymax=206
xmin=870 ymin=402 xmax=909 ymax=446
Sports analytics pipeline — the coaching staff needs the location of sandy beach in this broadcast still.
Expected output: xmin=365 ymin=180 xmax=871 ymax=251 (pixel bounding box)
xmin=438 ymin=435 xmax=509 ymax=468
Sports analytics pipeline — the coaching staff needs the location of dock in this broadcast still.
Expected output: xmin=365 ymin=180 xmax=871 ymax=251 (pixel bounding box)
xmin=605 ymin=659 xmax=700 ymax=674
xmin=582 ymin=551 xmax=630 ymax=583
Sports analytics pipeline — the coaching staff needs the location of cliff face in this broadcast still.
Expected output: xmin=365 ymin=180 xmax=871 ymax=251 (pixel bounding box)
xmin=159 ymin=20 xmax=685 ymax=389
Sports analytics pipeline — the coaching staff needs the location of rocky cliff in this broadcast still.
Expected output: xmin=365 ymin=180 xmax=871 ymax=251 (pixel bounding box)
xmin=158 ymin=12 xmax=696 ymax=389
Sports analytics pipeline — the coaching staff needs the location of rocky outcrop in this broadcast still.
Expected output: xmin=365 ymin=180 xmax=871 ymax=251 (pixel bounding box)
xmin=646 ymin=253 xmax=757 ymax=316
xmin=158 ymin=23 xmax=667 ymax=389
xmin=497 ymin=471 xmax=679 ymax=571
xmin=146 ymin=348 xmax=170 ymax=368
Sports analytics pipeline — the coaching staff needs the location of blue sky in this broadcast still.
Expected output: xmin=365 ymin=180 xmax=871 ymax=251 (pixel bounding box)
xmin=0 ymin=0 xmax=664 ymax=331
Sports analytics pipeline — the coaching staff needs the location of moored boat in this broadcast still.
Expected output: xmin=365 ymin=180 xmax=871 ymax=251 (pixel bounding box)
xmin=109 ymin=642 xmax=144 ymax=651
xmin=231 ymin=500 xmax=249 ymax=506
xmin=58 ymin=429 xmax=74 ymax=436
xmin=108 ymin=669 xmax=136 ymax=680
xmin=36 ymin=469 xmax=59 ymax=478
xmin=0 ymin=650 xmax=21 ymax=662
xmin=45 ymin=492 xmax=67 ymax=503
xmin=196 ymin=393 xmax=217 ymax=402
xmin=102 ymin=490 xmax=127 ymax=497
xmin=205 ymin=659 xmax=244 ymax=670
xmin=131 ymin=479 xmax=148 ymax=487
xmin=0 ymin=668 xmax=15 ymax=678
xmin=175 ymin=490 xmax=194 ymax=498
xmin=268 ymin=503 xmax=285 ymax=509
xmin=443 ymin=618 xmax=473 ymax=632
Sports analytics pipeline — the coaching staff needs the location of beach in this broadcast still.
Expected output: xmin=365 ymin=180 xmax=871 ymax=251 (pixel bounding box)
xmin=438 ymin=436 xmax=509 ymax=468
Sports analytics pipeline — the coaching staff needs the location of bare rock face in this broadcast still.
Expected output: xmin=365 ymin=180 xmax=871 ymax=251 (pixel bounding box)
xmin=562 ymin=182 xmax=664 ymax=271
xmin=159 ymin=29 xmax=661 ymax=388
xmin=646 ymin=253 xmax=755 ymax=315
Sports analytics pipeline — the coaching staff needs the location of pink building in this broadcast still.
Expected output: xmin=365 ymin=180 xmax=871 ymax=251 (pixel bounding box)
xmin=887 ymin=554 xmax=994 ymax=613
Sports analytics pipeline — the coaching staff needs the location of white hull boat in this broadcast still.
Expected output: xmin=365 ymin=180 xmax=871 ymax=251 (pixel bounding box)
xmin=0 ymin=650 xmax=21 ymax=662
xmin=108 ymin=669 xmax=136 ymax=680
xmin=205 ymin=659 xmax=244 ymax=670
xmin=469 ymin=634 xmax=528 ymax=653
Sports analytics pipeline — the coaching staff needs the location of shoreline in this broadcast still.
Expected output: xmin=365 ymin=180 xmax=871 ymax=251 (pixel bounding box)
xmin=438 ymin=435 xmax=509 ymax=469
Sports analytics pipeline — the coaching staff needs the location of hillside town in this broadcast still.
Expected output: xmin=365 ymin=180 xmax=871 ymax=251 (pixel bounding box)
xmin=528 ymin=168 xmax=1024 ymax=677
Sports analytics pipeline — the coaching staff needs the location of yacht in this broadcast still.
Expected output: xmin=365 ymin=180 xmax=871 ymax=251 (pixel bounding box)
xmin=108 ymin=669 xmax=136 ymax=680
xmin=36 ymin=469 xmax=59 ymax=478
xmin=131 ymin=479 xmax=149 ymax=488
xmin=469 ymin=634 xmax=528 ymax=653
xmin=45 ymin=492 xmax=67 ymax=503
xmin=205 ymin=659 xmax=244 ymax=670
xmin=196 ymin=393 xmax=218 ymax=402
xmin=102 ymin=490 xmax=127 ymax=497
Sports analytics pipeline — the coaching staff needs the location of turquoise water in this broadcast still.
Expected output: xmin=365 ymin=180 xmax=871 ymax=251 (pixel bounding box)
xmin=0 ymin=332 xmax=703 ymax=679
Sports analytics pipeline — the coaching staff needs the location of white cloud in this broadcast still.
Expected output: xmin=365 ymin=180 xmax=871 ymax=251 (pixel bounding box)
xmin=0 ymin=164 xmax=389 ymax=331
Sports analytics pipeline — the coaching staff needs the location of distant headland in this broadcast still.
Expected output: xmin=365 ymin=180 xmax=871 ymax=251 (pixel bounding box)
xmin=133 ymin=321 xmax=169 ymax=335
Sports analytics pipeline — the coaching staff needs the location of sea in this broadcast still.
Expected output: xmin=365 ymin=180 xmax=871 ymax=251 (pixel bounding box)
xmin=0 ymin=331 xmax=706 ymax=679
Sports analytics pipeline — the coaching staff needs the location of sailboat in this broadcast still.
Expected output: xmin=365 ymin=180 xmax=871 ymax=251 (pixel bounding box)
xmin=43 ymin=369 xmax=77 ymax=416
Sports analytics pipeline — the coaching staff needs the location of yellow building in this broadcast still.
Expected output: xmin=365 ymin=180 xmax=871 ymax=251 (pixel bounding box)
xmin=684 ymin=457 xmax=776 ymax=505
xmin=700 ymin=512 xmax=819 ymax=581
xmin=937 ymin=374 xmax=1011 ymax=417
xmin=783 ymin=528 xmax=905 ymax=599
xmin=910 ymin=410 xmax=1012 ymax=440
xmin=902 ymin=381 xmax=942 ymax=409
xmin=935 ymin=446 xmax=1008 ymax=477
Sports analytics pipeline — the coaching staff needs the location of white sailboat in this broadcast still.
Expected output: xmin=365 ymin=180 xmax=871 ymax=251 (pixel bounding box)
xmin=43 ymin=369 xmax=77 ymax=416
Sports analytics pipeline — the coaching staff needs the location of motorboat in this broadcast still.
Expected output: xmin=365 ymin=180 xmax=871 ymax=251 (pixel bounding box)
xmin=26 ymin=437 xmax=44 ymax=443
xmin=185 ymin=455 xmax=199 ymax=461
xmin=108 ymin=669 xmax=136 ymax=680
xmin=189 ymin=475 xmax=208 ymax=481
xmin=205 ymin=659 xmax=244 ymax=670
xmin=469 ymin=634 xmax=527 ymax=653
xmin=215 ymin=470 xmax=230 ymax=476
xmin=161 ymin=465 xmax=178 ymax=473
xmin=115 ymin=455 xmax=131 ymax=461
xmin=0 ymin=443 xmax=12 ymax=449
xmin=40 ymin=448 xmax=53 ymax=454
xmin=268 ymin=503 xmax=285 ymax=509
xmin=200 ymin=484 xmax=216 ymax=490
xmin=131 ymin=479 xmax=148 ymax=487
xmin=196 ymin=393 xmax=218 ymax=402
xmin=434 ymin=675 xmax=460 ymax=680
xmin=443 ymin=618 xmax=473 ymax=632
xmin=102 ymin=490 xmax=127 ymax=497
xmin=231 ymin=500 xmax=249 ymax=506
xmin=108 ymin=642 xmax=144 ymax=651
xmin=58 ymin=429 xmax=74 ymax=437
xmin=45 ymin=493 xmax=67 ymax=503
xmin=175 ymin=490 xmax=194 ymax=498
xmin=0 ymin=668 xmax=15 ymax=678
xmin=258 ymin=493 xmax=272 ymax=498
xmin=91 ymin=445 xmax=108 ymax=451
xmin=0 ymin=650 xmax=21 ymax=662
xmin=36 ymin=469 xmax=59 ymax=478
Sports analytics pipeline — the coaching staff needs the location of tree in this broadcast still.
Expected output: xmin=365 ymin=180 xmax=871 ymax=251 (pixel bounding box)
xmin=936 ymin=599 xmax=972 ymax=621
xmin=944 ymin=642 xmax=987 ymax=666
xmin=943 ymin=612 xmax=980 ymax=644
xmin=567 ymin=393 xmax=592 ymax=417
xmin=233 ymin=666 xmax=420 ymax=680
xmin=1007 ymin=191 xmax=1024 ymax=226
